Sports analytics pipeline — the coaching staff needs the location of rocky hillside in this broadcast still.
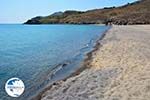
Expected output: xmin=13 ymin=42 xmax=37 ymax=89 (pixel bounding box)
xmin=24 ymin=0 xmax=150 ymax=25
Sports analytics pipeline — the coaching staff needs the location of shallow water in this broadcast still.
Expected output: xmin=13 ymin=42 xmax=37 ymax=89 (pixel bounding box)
xmin=0 ymin=24 xmax=109 ymax=99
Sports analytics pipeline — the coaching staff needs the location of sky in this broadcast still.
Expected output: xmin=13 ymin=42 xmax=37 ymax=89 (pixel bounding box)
xmin=0 ymin=0 xmax=137 ymax=23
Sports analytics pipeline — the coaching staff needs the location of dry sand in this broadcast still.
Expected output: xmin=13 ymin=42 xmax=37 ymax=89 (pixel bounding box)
xmin=40 ymin=25 xmax=150 ymax=100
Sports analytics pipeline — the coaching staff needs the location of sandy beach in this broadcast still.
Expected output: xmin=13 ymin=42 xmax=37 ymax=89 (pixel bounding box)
xmin=36 ymin=25 xmax=150 ymax=100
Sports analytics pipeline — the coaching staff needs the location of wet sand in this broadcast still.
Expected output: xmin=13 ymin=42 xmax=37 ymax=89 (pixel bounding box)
xmin=36 ymin=25 xmax=150 ymax=100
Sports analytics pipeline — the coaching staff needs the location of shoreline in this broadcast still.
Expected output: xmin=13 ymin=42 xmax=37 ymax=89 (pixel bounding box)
xmin=30 ymin=26 xmax=111 ymax=100
xmin=39 ymin=25 xmax=150 ymax=100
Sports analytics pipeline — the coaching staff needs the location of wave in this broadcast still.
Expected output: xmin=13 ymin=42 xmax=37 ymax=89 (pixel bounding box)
xmin=48 ymin=60 xmax=72 ymax=79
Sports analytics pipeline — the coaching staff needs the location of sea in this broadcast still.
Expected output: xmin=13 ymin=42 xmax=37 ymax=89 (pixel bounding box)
xmin=0 ymin=24 xmax=109 ymax=100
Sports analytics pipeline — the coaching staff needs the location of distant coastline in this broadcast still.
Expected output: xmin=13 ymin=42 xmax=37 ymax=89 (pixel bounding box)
xmin=24 ymin=0 xmax=150 ymax=25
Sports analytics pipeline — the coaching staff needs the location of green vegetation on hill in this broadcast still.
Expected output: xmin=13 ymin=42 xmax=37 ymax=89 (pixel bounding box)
xmin=24 ymin=0 xmax=150 ymax=25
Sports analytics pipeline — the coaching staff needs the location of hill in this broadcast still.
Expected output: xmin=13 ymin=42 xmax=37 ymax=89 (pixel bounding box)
xmin=24 ymin=0 xmax=150 ymax=25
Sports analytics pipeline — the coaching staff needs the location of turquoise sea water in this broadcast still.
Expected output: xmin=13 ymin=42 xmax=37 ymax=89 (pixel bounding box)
xmin=0 ymin=24 xmax=109 ymax=100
